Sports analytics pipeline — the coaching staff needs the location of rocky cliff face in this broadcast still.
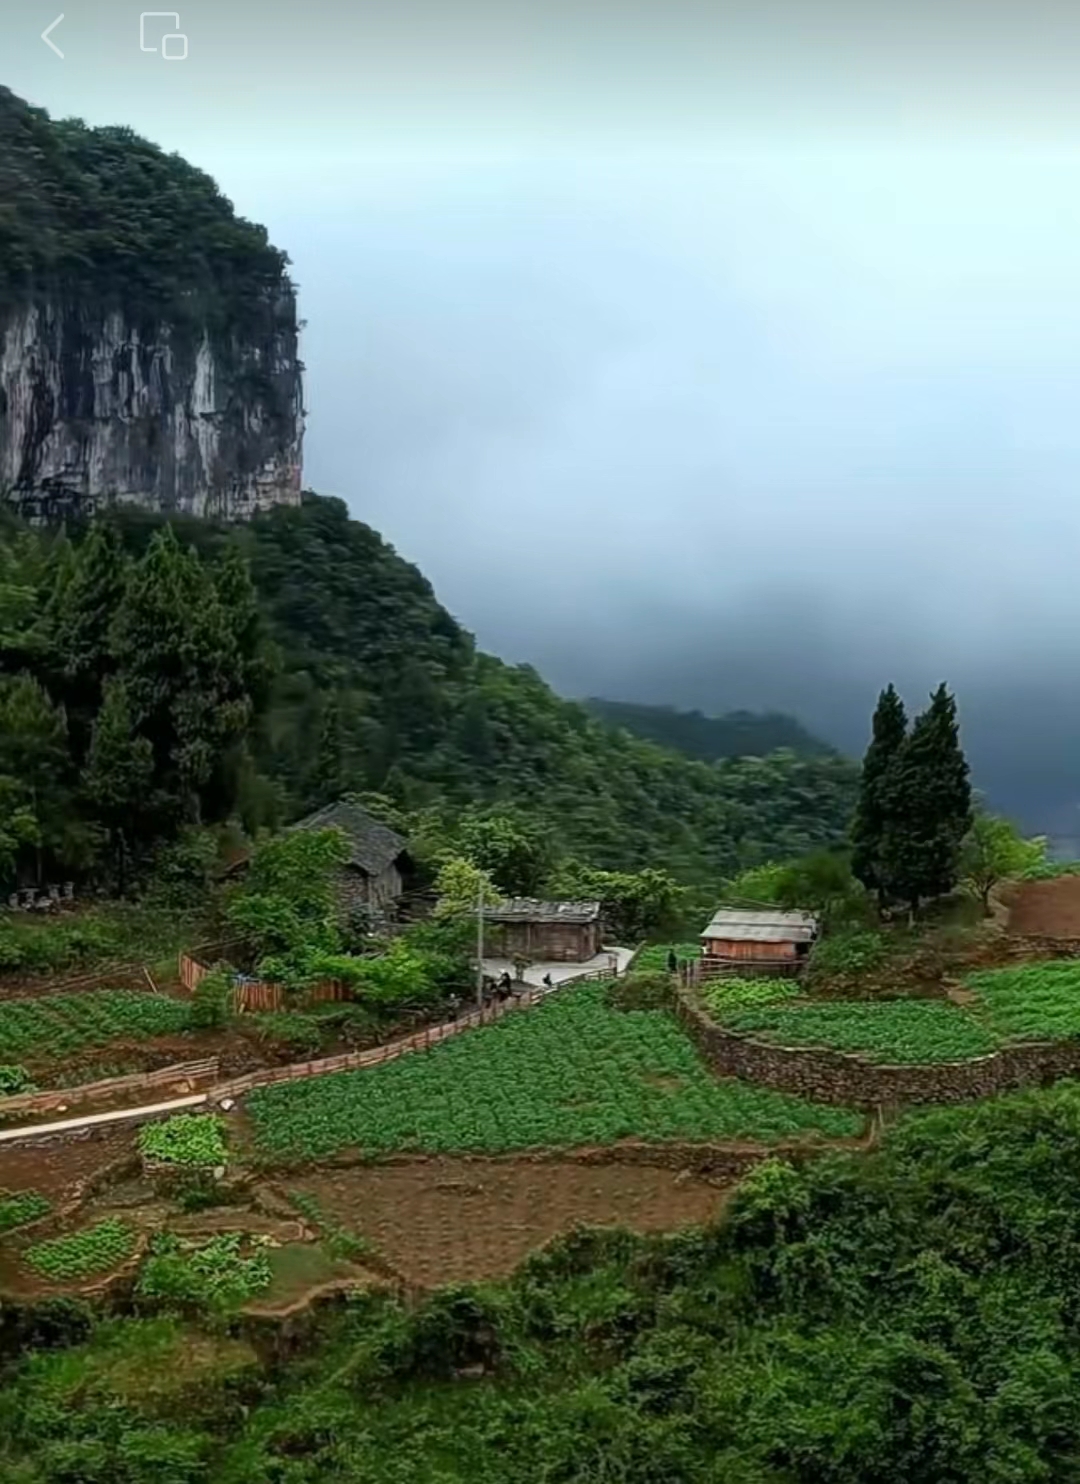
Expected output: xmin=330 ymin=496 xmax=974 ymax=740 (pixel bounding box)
xmin=0 ymin=298 xmax=304 ymax=522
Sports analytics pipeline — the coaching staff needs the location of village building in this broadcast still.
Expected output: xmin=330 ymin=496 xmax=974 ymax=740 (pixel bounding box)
xmin=483 ymin=899 xmax=603 ymax=964
xmin=698 ymin=906 xmax=819 ymax=976
xmin=287 ymin=800 xmax=412 ymax=921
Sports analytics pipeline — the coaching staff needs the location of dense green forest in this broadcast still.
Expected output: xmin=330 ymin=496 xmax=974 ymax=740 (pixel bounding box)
xmin=0 ymin=496 xmax=858 ymax=894
xmin=5 ymin=1080 xmax=1080 ymax=1480
xmin=0 ymin=85 xmax=289 ymax=329
xmin=587 ymin=698 xmax=834 ymax=762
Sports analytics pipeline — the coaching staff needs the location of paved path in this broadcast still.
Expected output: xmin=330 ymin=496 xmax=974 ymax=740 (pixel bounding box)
xmin=0 ymin=1092 xmax=207 ymax=1144
xmin=0 ymin=954 xmax=633 ymax=1146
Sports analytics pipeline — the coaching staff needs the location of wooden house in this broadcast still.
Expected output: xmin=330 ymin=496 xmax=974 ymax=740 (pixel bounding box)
xmin=484 ymin=899 xmax=603 ymax=963
xmin=699 ymin=907 xmax=818 ymax=975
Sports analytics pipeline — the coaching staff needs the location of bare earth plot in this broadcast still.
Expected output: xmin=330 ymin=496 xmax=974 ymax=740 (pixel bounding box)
xmin=285 ymin=1157 xmax=730 ymax=1286
xmin=1007 ymin=877 xmax=1080 ymax=937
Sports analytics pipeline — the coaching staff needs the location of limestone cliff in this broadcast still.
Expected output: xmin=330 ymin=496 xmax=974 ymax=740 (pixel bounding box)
xmin=0 ymin=300 xmax=303 ymax=521
xmin=0 ymin=85 xmax=304 ymax=521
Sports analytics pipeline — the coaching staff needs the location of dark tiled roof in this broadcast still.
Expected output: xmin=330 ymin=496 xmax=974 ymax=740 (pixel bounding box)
xmin=484 ymin=898 xmax=601 ymax=925
xmin=290 ymin=801 xmax=409 ymax=877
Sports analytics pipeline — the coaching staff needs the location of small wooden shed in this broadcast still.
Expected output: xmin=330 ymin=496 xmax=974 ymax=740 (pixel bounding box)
xmin=484 ymin=899 xmax=603 ymax=964
xmin=699 ymin=907 xmax=818 ymax=973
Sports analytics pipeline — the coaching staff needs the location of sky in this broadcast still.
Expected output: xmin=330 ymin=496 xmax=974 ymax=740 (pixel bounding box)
xmin=7 ymin=0 xmax=1080 ymax=830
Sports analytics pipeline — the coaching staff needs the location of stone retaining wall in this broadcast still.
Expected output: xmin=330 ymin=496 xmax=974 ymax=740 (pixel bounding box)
xmin=672 ymin=986 xmax=1080 ymax=1108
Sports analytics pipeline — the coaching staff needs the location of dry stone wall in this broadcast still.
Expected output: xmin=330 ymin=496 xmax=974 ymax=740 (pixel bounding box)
xmin=672 ymin=986 xmax=1080 ymax=1108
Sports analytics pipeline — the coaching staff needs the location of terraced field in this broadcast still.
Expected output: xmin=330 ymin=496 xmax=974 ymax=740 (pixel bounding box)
xmin=245 ymin=984 xmax=864 ymax=1159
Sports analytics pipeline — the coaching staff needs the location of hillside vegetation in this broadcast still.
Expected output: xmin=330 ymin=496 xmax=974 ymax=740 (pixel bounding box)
xmin=0 ymin=495 xmax=858 ymax=895
xmin=0 ymin=85 xmax=288 ymax=329
xmin=587 ymin=697 xmax=834 ymax=761
xmin=6 ymin=1081 xmax=1080 ymax=1479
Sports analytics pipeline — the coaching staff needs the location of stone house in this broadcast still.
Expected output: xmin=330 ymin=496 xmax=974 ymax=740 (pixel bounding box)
xmin=288 ymin=800 xmax=412 ymax=923
xmin=483 ymin=899 xmax=603 ymax=963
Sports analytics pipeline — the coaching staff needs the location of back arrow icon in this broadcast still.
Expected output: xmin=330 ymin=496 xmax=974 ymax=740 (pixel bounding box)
xmin=42 ymin=14 xmax=64 ymax=58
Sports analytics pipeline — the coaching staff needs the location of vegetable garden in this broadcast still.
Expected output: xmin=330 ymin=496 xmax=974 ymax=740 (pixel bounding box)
xmin=0 ymin=989 xmax=191 ymax=1061
xmin=138 ymin=1114 xmax=227 ymax=1168
xmin=700 ymin=960 xmax=1080 ymax=1064
xmin=717 ymin=997 xmax=1001 ymax=1063
xmin=246 ymin=983 xmax=863 ymax=1158
xmin=24 ymin=1218 xmax=135 ymax=1282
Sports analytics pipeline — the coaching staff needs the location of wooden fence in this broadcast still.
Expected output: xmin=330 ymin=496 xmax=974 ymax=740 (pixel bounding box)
xmin=212 ymin=984 xmax=555 ymax=1101
xmin=685 ymin=955 xmax=806 ymax=984
xmin=0 ymin=1057 xmax=220 ymax=1119
xmin=177 ymin=951 xmax=346 ymax=1013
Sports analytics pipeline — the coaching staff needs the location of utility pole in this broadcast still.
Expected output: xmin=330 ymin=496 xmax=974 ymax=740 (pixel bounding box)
xmin=475 ymin=881 xmax=485 ymax=1009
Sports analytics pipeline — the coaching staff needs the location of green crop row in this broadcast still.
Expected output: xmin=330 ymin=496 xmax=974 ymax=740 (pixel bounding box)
xmin=0 ymin=989 xmax=191 ymax=1061
xmin=702 ymin=977 xmax=802 ymax=1016
xmin=246 ymin=983 xmax=863 ymax=1159
xmin=25 ymin=1218 xmax=135 ymax=1282
xmin=138 ymin=1114 xmax=227 ymax=1168
xmin=716 ymin=998 xmax=1000 ymax=1064
xmin=0 ymin=1189 xmax=51 ymax=1234
xmin=965 ymin=960 xmax=1080 ymax=1041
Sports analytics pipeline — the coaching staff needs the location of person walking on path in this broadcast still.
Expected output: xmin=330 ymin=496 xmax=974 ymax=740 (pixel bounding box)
xmin=447 ymin=993 xmax=461 ymax=1022
xmin=667 ymin=948 xmax=678 ymax=974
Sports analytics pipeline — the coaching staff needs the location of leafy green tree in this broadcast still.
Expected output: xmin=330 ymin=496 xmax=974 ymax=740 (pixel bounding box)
xmin=960 ymin=812 xmax=1047 ymax=914
xmin=456 ymin=809 xmax=553 ymax=896
xmin=551 ymin=862 xmax=687 ymax=942
xmin=881 ymin=684 xmax=973 ymax=914
xmin=226 ymin=827 xmax=348 ymax=987
xmin=851 ymin=683 xmax=907 ymax=900
xmin=434 ymin=856 xmax=503 ymax=918
xmin=0 ymin=673 xmax=73 ymax=883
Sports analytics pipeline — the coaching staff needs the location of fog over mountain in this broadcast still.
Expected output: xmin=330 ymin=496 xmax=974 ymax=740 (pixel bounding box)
xmin=8 ymin=0 xmax=1080 ymax=834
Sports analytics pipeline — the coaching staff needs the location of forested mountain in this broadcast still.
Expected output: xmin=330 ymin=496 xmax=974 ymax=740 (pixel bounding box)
xmin=0 ymin=496 xmax=858 ymax=891
xmin=0 ymin=85 xmax=302 ymax=520
xmin=586 ymin=697 xmax=833 ymax=762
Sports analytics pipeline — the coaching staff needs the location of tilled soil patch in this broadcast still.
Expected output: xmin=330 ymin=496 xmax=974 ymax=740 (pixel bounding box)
xmin=1006 ymin=878 xmax=1080 ymax=938
xmin=286 ymin=1157 xmax=731 ymax=1287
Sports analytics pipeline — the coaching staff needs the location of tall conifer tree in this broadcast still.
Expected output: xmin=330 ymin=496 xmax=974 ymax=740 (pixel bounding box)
xmin=880 ymin=683 xmax=972 ymax=914
xmin=851 ymin=683 xmax=907 ymax=898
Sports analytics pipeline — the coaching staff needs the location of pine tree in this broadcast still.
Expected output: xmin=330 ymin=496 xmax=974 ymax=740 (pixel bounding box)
xmin=851 ymin=684 xmax=907 ymax=899
xmin=880 ymin=683 xmax=972 ymax=914
xmin=49 ymin=520 xmax=129 ymax=756
xmin=111 ymin=526 xmax=252 ymax=825
xmin=82 ymin=678 xmax=154 ymax=892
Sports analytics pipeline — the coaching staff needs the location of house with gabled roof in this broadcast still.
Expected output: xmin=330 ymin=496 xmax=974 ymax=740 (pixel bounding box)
xmin=288 ymin=799 xmax=412 ymax=919
xmin=483 ymin=898 xmax=603 ymax=963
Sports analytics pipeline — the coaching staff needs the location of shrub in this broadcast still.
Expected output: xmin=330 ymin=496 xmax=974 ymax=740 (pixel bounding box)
xmin=0 ymin=1064 xmax=35 ymax=1096
xmin=190 ymin=965 xmax=233 ymax=1030
xmin=136 ymin=1232 xmax=272 ymax=1311
xmin=809 ymin=930 xmax=890 ymax=979
xmin=138 ymin=1114 xmax=227 ymax=1168
xmin=606 ymin=971 xmax=674 ymax=1011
